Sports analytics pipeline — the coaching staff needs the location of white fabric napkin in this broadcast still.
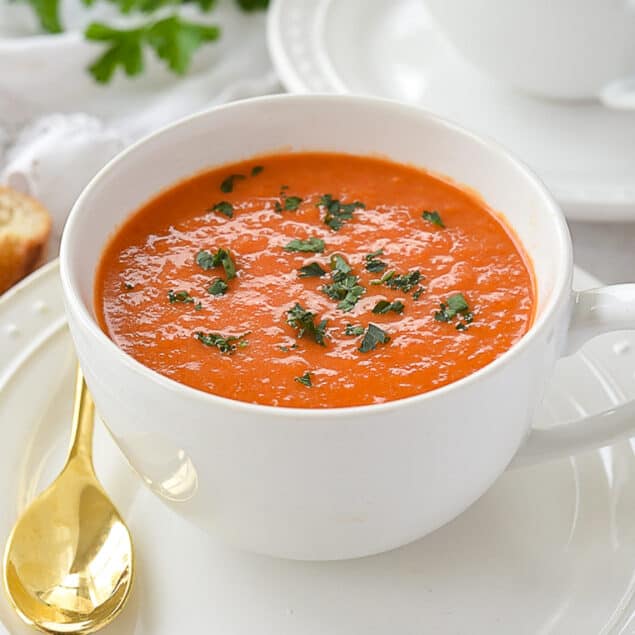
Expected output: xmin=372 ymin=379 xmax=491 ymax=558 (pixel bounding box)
xmin=0 ymin=0 xmax=279 ymax=254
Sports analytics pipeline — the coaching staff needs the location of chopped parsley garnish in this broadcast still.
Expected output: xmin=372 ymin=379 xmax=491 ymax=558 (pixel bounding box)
xmin=385 ymin=270 xmax=422 ymax=293
xmin=358 ymin=323 xmax=390 ymax=353
xmin=209 ymin=201 xmax=233 ymax=218
xmin=365 ymin=249 xmax=388 ymax=273
xmin=274 ymin=193 xmax=303 ymax=213
xmin=422 ymin=210 xmax=445 ymax=228
xmin=317 ymin=194 xmax=365 ymax=231
xmin=195 ymin=248 xmax=237 ymax=280
xmin=194 ymin=302 xmax=203 ymax=311
xmin=286 ymin=303 xmax=328 ymax=346
xmin=195 ymin=331 xmax=250 ymax=354
xmin=168 ymin=289 xmax=195 ymax=304
xmin=207 ymin=278 xmax=228 ymax=296
xmin=220 ymin=173 xmax=245 ymax=193
xmin=251 ymin=165 xmax=264 ymax=176
xmin=322 ymin=254 xmax=365 ymax=312
xmin=344 ymin=324 xmax=364 ymax=336
xmin=284 ymin=237 xmax=325 ymax=253
xmin=370 ymin=270 xmax=395 ymax=286
xmin=372 ymin=299 xmax=405 ymax=314
xmin=434 ymin=293 xmax=474 ymax=330
xmin=298 ymin=262 xmax=327 ymax=278
xmin=294 ymin=371 xmax=313 ymax=387
xmin=412 ymin=287 xmax=425 ymax=301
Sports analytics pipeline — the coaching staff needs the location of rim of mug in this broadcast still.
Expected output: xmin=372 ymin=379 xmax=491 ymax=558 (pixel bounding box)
xmin=60 ymin=93 xmax=573 ymax=419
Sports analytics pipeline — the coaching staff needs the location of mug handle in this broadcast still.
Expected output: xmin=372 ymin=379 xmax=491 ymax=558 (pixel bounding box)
xmin=599 ymin=77 xmax=635 ymax=110
xmin=511 ymin=284 xmax=635 ymax=468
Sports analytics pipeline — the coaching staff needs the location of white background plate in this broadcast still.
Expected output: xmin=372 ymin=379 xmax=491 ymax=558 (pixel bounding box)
xmin=268 ymin=0 xmax=635 ymax=222
xmin=2 ymin=262 xmax=635 ymax=634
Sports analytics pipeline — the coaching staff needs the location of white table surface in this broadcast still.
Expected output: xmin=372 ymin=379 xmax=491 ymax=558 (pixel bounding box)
xmin=570 ymin=221 xmax=635 ymax=283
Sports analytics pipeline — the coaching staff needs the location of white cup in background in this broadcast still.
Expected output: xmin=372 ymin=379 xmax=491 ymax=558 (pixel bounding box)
xmin=424 ymin=0 xmax=635 ymax=109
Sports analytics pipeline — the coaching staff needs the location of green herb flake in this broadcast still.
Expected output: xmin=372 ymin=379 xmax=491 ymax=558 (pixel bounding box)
xmin=286 ymin=303 xmax=328 ymax=346
xmin=422 ymin=210 xmax=445 ymax=228
xmin=365 ymin=250 xmax=388 ymax=273
xmin=434 ymin=293 xmax=474 ymax=329
xmin=251 ymin=165 xmax=264 ymax=176
xmin=284 ymin=196 xmax=303 ymax=211
xmin=298 ymin=262 xmax=327 ymax=278
xmin=385 ymin=270 xmax=423 ymax=294
xmin=370 ymin=269 xmax=395 ymax=286
xmin=168 ymin=289 xmax=195 ymax=304
xmin=317 ymin=193 xmax=365 ymax=231
xmin=279 ymin=343 xmax=299 ymax=352
xmin=194 ymin=330 xmax=250 ymax=354
xmin=344 ymin=324 xmax=365 ymax=337
xmin=322 ymin=254 xmax=365 ymax=312
xmin=209 ymin=201 xmax=233 ymax=218
xmin=194 ymin=302 xmax=203 ymax=311
xmin=220 ymin=173 xmax=245 ymax=193
xmin=358 ymin=323 xmax=390 ymax=353
xmin=284 ymin=237 xmax=325 ymax=253
xmin=294 ymin=371 xmax=313 ymax=388
xmin=195 ymin=248 xmax=237 ymax=280
xmin=207 ymin=278 xmax=228 ymax=296
xmin=372 ymin=299 xmax=405 ymax=315
xmin=412 ymin=287 xmax=425 ymax=301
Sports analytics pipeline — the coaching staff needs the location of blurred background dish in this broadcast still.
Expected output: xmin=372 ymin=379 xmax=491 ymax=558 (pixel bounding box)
xmin=268 ymin=0 xmax=635 ymax=222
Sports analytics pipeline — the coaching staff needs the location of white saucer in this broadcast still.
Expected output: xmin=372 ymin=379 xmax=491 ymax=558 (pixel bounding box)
xmin=268 ymin=0 xmax=635 ymax=223
xmin=2 ymin=262 xmax=635 ymax=634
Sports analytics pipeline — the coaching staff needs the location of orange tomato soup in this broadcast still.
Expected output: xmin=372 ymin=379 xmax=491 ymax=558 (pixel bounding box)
xmin=95 ymin=153 xmax=534 ymax=408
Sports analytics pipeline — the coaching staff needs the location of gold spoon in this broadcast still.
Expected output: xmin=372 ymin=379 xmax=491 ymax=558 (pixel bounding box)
xmin=3 ymin=367 xmax=134 ymax=633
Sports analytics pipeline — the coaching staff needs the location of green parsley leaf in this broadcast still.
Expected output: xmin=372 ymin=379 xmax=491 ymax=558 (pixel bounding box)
xmin=344 ymin=324 xmax=365 ymax=336
xmin=210 ymin=201 xmax=233 ymax=218
xmin=372 ymin=299 xmax=405 ymax=314
xmin=365 ymin=250 xmax=388 ymax=273
xmin=322 ymin=254 xmax=365 ymax=312
xmin=86 ymin=16 xmax=221 ymax=84
xmin=385 ymin=270 xmax=423 ymax=294
xmin=194 ymin=301 xmax=203 ymax=311
xmin=235 ymin=0 xmax=269 ymax=10
xmin=220 ymin=173 xmax=245 ymax=193
xmin=422 ymin=210 xmax=445 ymax=228
xmin=168 ymin=289 xmax=195 ymax=304
xmin=358 ymin=323 xmax=390 ymax=353
xmin=284 ymin=237 xmax=325 ymax=253
xmin=287 ymin=303 xmax=328 ymax=346
xmin=298 ymin=262 xmax=327 ymax=278
xmin=370 ymin=270 xmax=395 ymax=286
xmin=284 ymin=196 xmax=303 ymax=211
xmin=294 ymin=371 xmax=313 ymax=387
xmin=207 ymin=278 xmax=228 ymax=296
xmin=194 ymin=330 xmax=250 ymax=354
xmin=412 ymin=287 xmax=425 ymax=301
xmin=434 ymin=293 xmax=474 ymax=329
xmin=27 ymin=0 xmax=63 ymax=33
xmin=317 ymin=194 xmax=365 ymax=231
xmin=195 ymin=248 xmax=237 ymax=279
xmin=251 ymin=165 xmax=264 ymax=176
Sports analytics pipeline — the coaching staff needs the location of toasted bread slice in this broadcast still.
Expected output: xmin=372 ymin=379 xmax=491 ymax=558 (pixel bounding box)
xmin=0 ymin=187 xmax=52 ymax=294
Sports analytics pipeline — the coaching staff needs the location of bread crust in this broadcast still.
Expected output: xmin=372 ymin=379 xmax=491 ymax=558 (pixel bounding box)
xmin=0 ymin=187 xmax=52 ymax=294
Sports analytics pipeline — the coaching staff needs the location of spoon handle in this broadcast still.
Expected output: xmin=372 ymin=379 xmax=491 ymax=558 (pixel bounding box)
xmin=67 ymin=366 xmax=96 ymax=469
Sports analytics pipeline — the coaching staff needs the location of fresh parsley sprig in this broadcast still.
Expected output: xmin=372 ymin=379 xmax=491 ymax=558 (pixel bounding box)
xmin=24 ymin=0 xmax=268 ymax=83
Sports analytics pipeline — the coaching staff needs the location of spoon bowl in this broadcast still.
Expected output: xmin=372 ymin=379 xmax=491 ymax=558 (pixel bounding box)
xmin=3 ymin=369 xmax=134 ymax=633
